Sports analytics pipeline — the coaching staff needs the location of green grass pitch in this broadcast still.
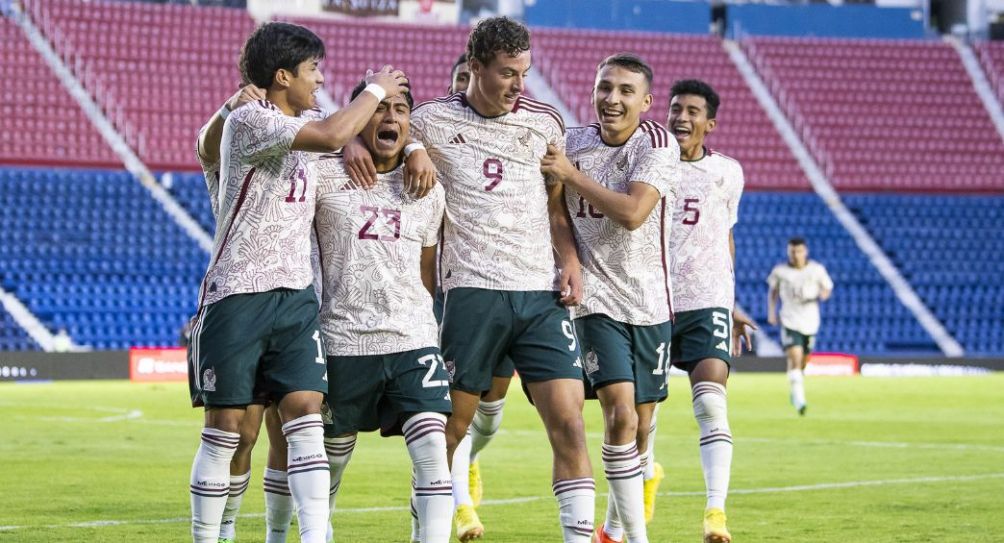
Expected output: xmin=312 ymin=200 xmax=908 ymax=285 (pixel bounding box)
xmin=2 ymin=372 xmax=1002 ymax=542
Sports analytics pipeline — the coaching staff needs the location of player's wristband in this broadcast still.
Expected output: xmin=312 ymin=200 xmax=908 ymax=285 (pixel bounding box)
xmin=218 ymin=103 xmax=231 ymax=120
xmin=362 ymin=83 xmax=387 ymax=103
xmin=403 ymin=142 xmax=425 ymax=158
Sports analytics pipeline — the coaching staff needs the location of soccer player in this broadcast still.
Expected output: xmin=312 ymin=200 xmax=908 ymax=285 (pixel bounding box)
xmin=666 ymin=79 xmax=756 ymax=543
xmin=314 ymin=81 xmax=453 ymax=543
xmin=194 ymin=83 xmax=298 ymax=543
xmin=363 ymin=16 xmax=594 ymax=542
xmin=448 ymin=52 xmax=471 ymax=94
xmin=541 ymin=53 xmax=679 ymax=543
xmin=442 ymin=49 xmax=513 ymax=520
xmin=767 ymin=237 xmax=833 ymax=416
xmin=187 ymin=21 xmax=409 ymax=543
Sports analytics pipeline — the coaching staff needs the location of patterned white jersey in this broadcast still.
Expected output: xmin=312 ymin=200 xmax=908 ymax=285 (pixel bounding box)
xmin=314 ymin=155 xmax=445 ymax=356
xmin=564 ymin=122 xmax=681 ymax=325
xmin=196 ymin=124 xmax=223 ymax=222
xmin=767 ymin=260 xmax=833 ymax=336
xmin=411 ymin=93 xmax=566 ymax=292
xmin=670 ymin=149 xmax=745 ymax=313
xmin=198 ymin=100 xmax=314 ymax=308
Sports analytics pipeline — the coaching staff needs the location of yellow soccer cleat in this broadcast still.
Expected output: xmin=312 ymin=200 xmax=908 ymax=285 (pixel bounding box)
xmin=455 ymin=504 xmax=484 ymax=542
xmin=643 ymin=461 xmax=665 ymax=523
xmin=703 ymin=508 xmax=732 ymax=543
xmin=591 ymin=523 xmax=623 ymax=543
xmin=469 ymin=458 xmax=483 ymax=508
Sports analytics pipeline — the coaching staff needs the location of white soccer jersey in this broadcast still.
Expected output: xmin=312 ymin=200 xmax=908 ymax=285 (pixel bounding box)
xmin=198 ymin=100 xmax=315 ymax=308
xmin=314 ymin=155 xmax=445 ymax=356
xmin=767 ymin=260 xmax=833 ymax=336
xmin=196 ymin=124 xmax=223 ymax=221
xmin=564 ymin=121 xmax=681 ymax=325
xmin=411 ymin=93 xmax=566 ymax=292
xmin=670 ymin=149 xmax=745 ymax=313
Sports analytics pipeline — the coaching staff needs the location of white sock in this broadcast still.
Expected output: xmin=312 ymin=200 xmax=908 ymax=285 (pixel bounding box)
xmin=451 ymin=430 xmax=474 ymax=507
xmin=219 ymin=470 xmax=250 ymax=540
xmin=552 ymin=478 xmax=595 ymax=543
xmin=788 ymin=369 xmax=806 ymax=410
xmin=602 ymin=494 xmax=623 ymax=541
xmin=324 ymin=435 xmax=356 ymax=542
xmin=190 ymin=428 xmax=239 ymax=543
xmin=693 ymin=382 xmax=732 ymax=511
xmin=602 ymin=442 xmax=647 ymax=543
xmin=643 ymin=405 xmax=658 ymax=480
xmin=404 ymin=413 xmax=452 ymax=543
xmin=410 ymin=490 xmax=421 ymax=543
xmin=470 ymin=399 xmax=505 ymax=459
xmin=263 ymin=468 xmax=294 ymax=543
xmin=283 ymin=415 xmax=330 ymax=543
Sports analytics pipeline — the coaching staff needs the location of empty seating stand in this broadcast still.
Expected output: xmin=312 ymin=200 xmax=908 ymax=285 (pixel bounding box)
xmin=532 ymin=28 xmax=809 ymax=190
xmin=26 ymin=0 xmax=255 ymax=171
xmin=735 ymin=193 xmax=939 ymax=355
xmin=845 ymin=194 xmax=1004 ymax=355
xmin=0 ymin=17 xmax=119 ymax=168
xmin=745 ymin=37 xmax=1004 ymax=191
xmin=0 ymin=167 xmax=208 ymax=349
xmin=975 ymin=41 xmax=1004 ymax=106
xmin=0 ymin=309 xmax=40 ymax=351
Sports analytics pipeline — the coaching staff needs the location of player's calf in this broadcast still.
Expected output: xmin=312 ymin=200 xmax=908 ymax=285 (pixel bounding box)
xmin=404 ymin=413 xmax=452 ymax=543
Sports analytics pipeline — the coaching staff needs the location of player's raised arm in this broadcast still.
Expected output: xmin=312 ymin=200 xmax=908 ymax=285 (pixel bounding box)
xmin=197 ymin=84 xmax=266 ymax=165
xmin=292 ymin=66 xmax=410 ymax=153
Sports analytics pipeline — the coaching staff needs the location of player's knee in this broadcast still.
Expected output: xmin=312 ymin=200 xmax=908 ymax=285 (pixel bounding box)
xmin=692 ymin=382 xmax=728 ymax=423
xmin=603 ymin=401 xmax=639 ymax=437
xmin=237 ymin=424 xmax=261 ymax=453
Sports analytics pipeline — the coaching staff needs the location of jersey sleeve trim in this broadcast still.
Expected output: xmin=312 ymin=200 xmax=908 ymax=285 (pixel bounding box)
xmin=639 ymin=120 xmax=671 ymax=149
xmin=515 ymin=96 xmax=566 ymax=134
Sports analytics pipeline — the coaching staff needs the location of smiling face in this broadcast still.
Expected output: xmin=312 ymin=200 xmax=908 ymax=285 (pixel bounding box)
xmin=668 ymin=93 xmax=716 ymax=159
xmin=361 ymin=94 xmax=411 ymax=171
xmin=468 ymin=49 xmax=531 ymax=116
xmin=592 ymin=64 xmax=652 ymax=145
xmin=282 ymin=56 xmax=324 ymax=114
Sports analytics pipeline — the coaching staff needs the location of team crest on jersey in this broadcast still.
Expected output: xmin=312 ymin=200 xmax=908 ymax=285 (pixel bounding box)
xmin=518 ymin=128 xmax=532 ymax=149
xmin=202 ymin=368 xmax=216 ymax=392
xmin=321 ymin=403 xmax=333 ymax=425
xmin=584 ymin=349 xmax=600 ymax=375
xmin=444 ymin=359 xmax=456 ymax=381
xmin=616 ymin=155 xmax=629 ymax=171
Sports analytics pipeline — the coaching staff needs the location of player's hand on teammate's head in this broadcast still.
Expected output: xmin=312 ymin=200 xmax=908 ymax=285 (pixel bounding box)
xmin=343 ymin=136 xmax=379 ymax=189
xmin=227 ymin=84 xmax=267 ymax=111
xmin=404 ymin=148 xmax=438 ymax=199
xmin=558 ymin=263 xmax=583 ymax=306
xmin=365 ymin=65 xmax=410 ymax=99
xmin=731 ymin=309 xmax=757 ymax=358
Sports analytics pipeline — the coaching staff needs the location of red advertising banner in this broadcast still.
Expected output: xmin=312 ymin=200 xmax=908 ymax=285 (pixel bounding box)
xmin=805 ymin=352 xmax=859 ymax=376
xmin=129 ymin=347 xmax=188 ymax=382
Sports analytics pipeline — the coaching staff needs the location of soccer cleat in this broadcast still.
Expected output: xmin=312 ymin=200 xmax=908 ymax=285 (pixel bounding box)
xmin=469 ymin=458 xmax=483 ymax=508
xmin=455 ymin=504 xmax=484 ymax=541
xmin=798 ymin=404 xmax=807 ymax=416
xmin=591 ymin=523 xmax=623 ymax=543
xmin=703 ymin=508 xmax=732 ymax=543
xmin=643 ymin=462 xmax=665 ymax=523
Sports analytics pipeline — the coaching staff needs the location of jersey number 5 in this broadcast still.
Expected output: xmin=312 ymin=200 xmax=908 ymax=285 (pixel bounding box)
xmin=483 ymin=158 xmax=504 ymax=191
xmin=682 ymin=198 xmax=700 ymax=225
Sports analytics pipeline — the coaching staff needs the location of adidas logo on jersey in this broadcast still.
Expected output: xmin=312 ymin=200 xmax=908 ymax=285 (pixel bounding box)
xmin=448 ymin=133 xmax=467 ymax=144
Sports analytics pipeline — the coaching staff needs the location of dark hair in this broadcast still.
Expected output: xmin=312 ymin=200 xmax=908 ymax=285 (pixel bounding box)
xmin=350 ymin=80 xmax=414 ymax=110
xmin=466 ymin=16 xmax=530 ymax=68
xmin=670 ymin=79 xmax=720 ymax=119
xmin=451 ymin=52 xmax=468 ymax=75
xmin=597 ymin=53 xmax=653 ymax=88
xmin=239 ymin=22 xmax=325 ymax=89
xmin=788 ymin=237 xmax=807 ymax=247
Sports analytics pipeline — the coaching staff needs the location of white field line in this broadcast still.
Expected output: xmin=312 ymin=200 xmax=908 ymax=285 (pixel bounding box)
xmin=1 ymin=473 xmax=1001 ymax=532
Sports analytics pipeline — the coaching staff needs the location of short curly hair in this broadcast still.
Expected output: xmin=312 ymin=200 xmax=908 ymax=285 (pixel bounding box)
xmin=466 ymin=16 xmax=530 ymax=68
xmin=670 ymin=79 xmax=720 ymax=119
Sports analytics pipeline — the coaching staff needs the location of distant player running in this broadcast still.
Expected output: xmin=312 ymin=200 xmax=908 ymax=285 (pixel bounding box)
xmin=666 ymin=79 xmax=756 ymax=543
xmin=346 ymin=16 xmax=596 ymax=542
xmin=194 ymin=82 xmax=297 ymax=543
xmin=541 ymin=53 xmax=679 ymax=543
xmin=314 ymin=81 xmax=452 ymax=543
xmin=187 ymin=22 xmax=409 ymax=543
xmin=767 ymin=237 xmax=833 ymax=415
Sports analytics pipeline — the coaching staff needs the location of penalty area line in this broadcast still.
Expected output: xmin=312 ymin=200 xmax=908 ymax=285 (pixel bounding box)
xmin=2 ymin=473 xmax=1001 ymax=532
